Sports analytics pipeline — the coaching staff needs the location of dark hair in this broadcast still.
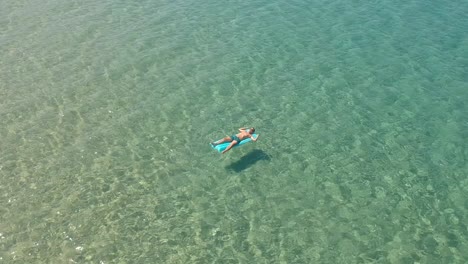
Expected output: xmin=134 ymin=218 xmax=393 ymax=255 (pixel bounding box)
xmin=250 ymin=127 xmax=255 ymax=133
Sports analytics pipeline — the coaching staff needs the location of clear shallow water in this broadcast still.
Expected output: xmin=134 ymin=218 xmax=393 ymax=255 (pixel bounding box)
xmin=1 ymin=0 xmax=467 ymax=263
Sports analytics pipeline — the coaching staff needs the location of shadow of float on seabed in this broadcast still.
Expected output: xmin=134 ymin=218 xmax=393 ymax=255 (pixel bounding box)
xmin=225 ymin=149 xmax=271 ymax=172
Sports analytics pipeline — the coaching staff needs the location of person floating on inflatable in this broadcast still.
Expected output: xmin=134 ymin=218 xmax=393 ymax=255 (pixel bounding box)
xmin=211 ymin=127 xmax=259 ymax=154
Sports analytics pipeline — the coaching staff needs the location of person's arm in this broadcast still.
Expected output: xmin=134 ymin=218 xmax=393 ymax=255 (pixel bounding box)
xmin=239 ymin=127 xmax=248 ymax=132
xmin=250 ymin=134 xmax=259 ymax=142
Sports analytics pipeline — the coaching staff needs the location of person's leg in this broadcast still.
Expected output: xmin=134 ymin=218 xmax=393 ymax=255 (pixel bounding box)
xmin=222 ymin=140 xmax=239 ymax=154
xmin=212 ymin=136 xmax=232 ymax=146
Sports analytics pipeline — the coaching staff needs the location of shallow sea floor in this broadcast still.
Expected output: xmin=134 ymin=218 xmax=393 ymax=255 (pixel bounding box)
xmin=1 ymin=0 xmax=468 ymax=263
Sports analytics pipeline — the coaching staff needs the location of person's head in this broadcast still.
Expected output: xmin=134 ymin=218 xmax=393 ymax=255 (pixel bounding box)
xmin=249 ymin=127 xmax=255 ymax=134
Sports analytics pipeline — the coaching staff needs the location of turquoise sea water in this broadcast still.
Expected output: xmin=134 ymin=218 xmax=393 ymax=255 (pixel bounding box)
xmin=1 ymin=0 xmax=468 ymax=263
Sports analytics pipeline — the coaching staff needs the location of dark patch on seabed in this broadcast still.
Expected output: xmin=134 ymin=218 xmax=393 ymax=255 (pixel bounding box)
xmin=226 ymin=149 xmax=271 ymax=172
